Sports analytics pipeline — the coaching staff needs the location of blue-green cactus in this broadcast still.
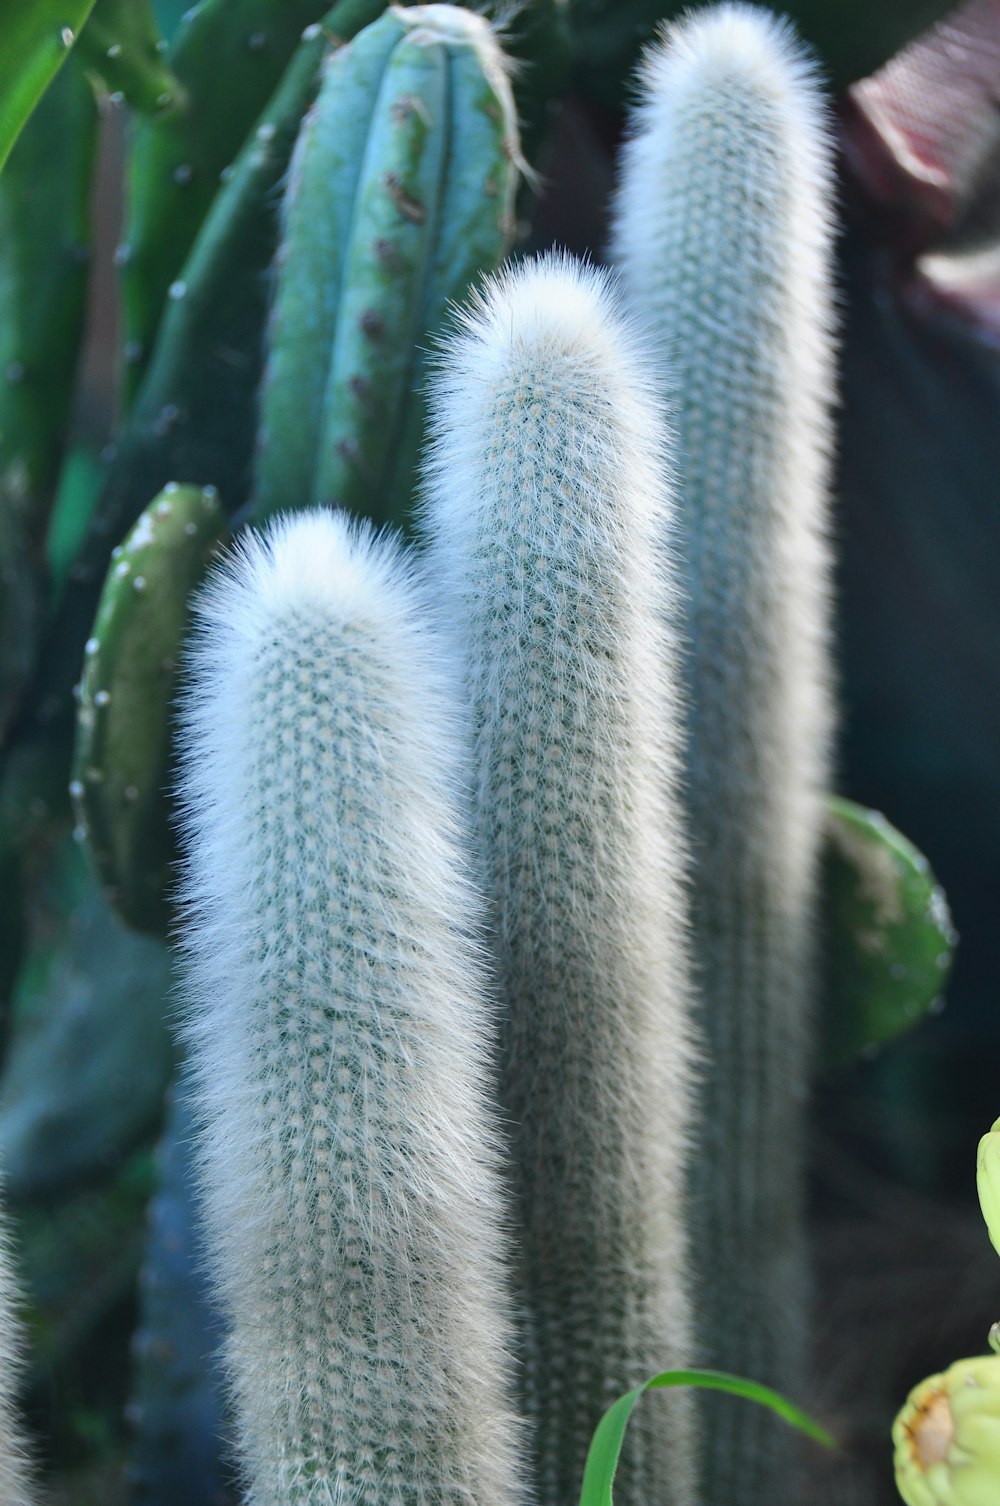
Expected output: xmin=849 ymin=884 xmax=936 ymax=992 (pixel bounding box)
xmin=253 ymin=3 xmax=523 ymax=531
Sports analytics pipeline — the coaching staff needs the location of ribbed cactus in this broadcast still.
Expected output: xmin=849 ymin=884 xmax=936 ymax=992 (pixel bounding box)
xmin=252 ymin=3 xmax=522 ymax=531
xmin=423 ymin=253 xmax=699 ymax=1506
xmin=610 ymin=7 xmax=836 ymax=1502
xmin=0 ymin=1185 xmax=36 ymax=1506
xmin=175 ymin=511 xmax=526 ymax=1506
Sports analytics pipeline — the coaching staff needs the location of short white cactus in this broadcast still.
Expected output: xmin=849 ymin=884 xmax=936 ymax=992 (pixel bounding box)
xmin=0 ymin=1188 xmax=35 ymax=1506
xmin=423 ymin=252 xmax=699 ymax=1506
xmin=175 ymin=511 xmax=526 ymax=1506
xmin=610 ymin=7 xmax=836 ymax=1503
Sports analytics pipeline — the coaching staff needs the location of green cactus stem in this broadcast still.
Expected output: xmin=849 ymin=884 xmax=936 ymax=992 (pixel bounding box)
xmin=0 ymin=57 xmax=97 ymax=743
xmin=119 ymin=0 xmax=353 ymax=397
xmin=252 ymin=3 xmax=522 ymax=532
xmin=74 ymin=0 xmax=183 ymax=116
xmin=176 ymin=510 xmax=526 ymax=1506
xmin=71 ymin=482 xmax=229 ymax=935
xmin=25 ymin=2 xmax=380 ymax=742
xmin=610 ymin=8 xmax=836 ymax=1502
xmin=0 ymin=1181 xmax=36 ymax=1505
xmin=423 ymin=252 xmax=699 ymax=1506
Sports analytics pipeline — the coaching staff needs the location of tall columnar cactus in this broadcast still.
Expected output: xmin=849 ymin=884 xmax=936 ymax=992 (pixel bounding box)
xmin=609 ymin=7 xmax=836 ymax=1502
xmin=0 ymin=1186 xmax=36 ymax=1506
xmin=175 ymin=511 xmax=526 ymax=1506
xmin=423 ymin=253 xmax=699 ymax=1506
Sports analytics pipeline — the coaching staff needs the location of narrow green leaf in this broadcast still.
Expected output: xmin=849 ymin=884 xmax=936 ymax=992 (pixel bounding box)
xmin=0 ymin=1 xmax=98 ymax=172
xmin=579 ymin=1368 xmax=836 ymax=1506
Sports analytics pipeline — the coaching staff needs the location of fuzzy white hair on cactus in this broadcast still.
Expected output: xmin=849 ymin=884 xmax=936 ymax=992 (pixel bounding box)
xmin=175 ymin=509 xmax=527 ymax=1506
xmin=610 ymin=6 xmax=836 ymax=1504
xmin=0 ymin=1189 xmax=36 ymax=1506
xmin=422 ymin=251 xmax=699 ymax=1506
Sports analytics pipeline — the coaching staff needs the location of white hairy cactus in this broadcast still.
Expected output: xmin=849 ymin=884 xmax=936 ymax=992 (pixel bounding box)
xmin=423 ymin=252 xmax=699 ymax=1506
xmin=175 ymin=511 xmax=526 ymax=1506
xmin=610 ymin=7 xmax=836 ymax=1502
xmin=0 ymin=1188 xmax=35 ymax=1506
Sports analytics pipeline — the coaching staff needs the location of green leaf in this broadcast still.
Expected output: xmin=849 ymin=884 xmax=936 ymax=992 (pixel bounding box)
xmin=579 ymin=1369 xmax=836 ymax=1506
xmin=0 ymin=1 xmax=98 ymax=172
xmin=822 ymin=796 xmax=956 ymax=1067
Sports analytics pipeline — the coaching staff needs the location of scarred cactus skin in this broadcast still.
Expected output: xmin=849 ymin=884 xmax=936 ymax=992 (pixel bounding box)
xmin=423 ymin=252 xmax=699 ymax=1506
xmin=610 ymin=8 xmax=836 ymax=1503
xmin=253 ymin=3 xmax=522 ymax=531
xmin=176 ymin=511 xmax=527 ymax=1506
xmin=0 ymin=1183 xmax=36 ymax=1505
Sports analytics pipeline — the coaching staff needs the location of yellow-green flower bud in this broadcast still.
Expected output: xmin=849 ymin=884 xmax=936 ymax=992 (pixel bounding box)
xmin=977 ymin=1118 xmax=1000 ymax=1257
xmin=893 ymin=1355 xmax=1000 ymax=1506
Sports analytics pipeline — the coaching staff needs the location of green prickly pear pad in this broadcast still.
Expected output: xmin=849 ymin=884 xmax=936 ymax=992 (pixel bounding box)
xmin=821 ymin=795 xmax=956 ymax=1068
xmin=71 ymin=482 xmax=229 ymax=935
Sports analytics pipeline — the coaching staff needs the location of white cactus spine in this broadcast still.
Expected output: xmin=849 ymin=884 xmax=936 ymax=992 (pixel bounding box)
xmin=610 ymin=7 xmax=836 ymax=1503
xmin=175 ymin=511 xmax=526 ymax=1506
xmin=0 ymin=1186 xmax=35 ymax=1506
xmin=423 ymin=253 xmax=699 ymax=1506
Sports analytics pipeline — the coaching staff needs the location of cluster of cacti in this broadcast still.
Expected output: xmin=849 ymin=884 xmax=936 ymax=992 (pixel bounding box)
xmin=0 ymin=1 xmax=968 ymax=1503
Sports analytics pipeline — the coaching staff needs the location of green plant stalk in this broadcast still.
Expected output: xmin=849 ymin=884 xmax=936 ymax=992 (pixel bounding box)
xmin=119 ymin=0 xmax=347 ymax=396
xmin=610 ymin=9 xmax=836 ymax=1503
xmin=74 ymin=0 xmax=183 ymax=115
xmin=0 ymin=58 xmax=97 ymax=743
xmin=176 ymin=511 xmax=526 ymax=1505
xmin=24 ymin=0 xmax=382 ymax=742
xmin=424 ymin=253 xmax=699 ymax=1506
xmin=253 ymin=3 xmax=521 ymax=531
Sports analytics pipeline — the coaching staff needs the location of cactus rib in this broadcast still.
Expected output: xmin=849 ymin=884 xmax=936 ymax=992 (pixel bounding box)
xmin=253 ymin=3 xmax=522 ymax=531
